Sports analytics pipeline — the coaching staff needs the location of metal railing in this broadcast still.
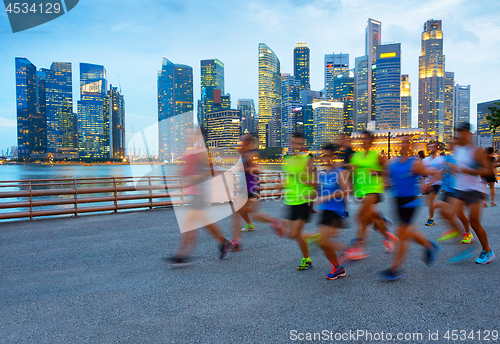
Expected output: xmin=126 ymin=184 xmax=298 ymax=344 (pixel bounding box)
xmin=0 ymin=173 xmax=284 ymax=222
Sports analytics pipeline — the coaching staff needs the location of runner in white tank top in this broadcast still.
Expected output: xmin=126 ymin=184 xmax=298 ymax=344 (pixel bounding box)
xmin=450 ymin=123 xmax=494 ymax=264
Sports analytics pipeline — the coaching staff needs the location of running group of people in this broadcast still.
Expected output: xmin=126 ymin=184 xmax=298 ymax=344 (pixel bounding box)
xmin=168 ymin=123 xmax=496 ymax=282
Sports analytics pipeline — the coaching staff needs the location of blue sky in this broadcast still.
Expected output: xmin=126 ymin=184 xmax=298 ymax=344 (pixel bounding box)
xmin=1 ymin=0 xmax=499 ymax=154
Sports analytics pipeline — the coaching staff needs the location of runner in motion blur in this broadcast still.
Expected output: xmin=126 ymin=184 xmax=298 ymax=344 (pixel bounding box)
xmin=281 ymin=132 xmax=316 ymax=270
xmin=449 ymin=123 xmax=494 ymax=264
xmin=167 ymin=129 xmax=231 ymax=265
xmin=345 ymin=130 xmax=397 ymax=260
xmin=378 ymin=136 xmax=441 ymax=281
xmin=482 ymin=147 xmax=499 ymax=207
xmin=422 ymin=141 xmax=444 ymax=226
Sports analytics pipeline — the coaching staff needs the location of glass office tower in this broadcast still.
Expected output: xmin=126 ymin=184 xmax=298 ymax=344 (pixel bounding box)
xmin=418 ymin=19 xmax=445 ymax=142
xmin=258 ymin=43 xmax=281 ymax=149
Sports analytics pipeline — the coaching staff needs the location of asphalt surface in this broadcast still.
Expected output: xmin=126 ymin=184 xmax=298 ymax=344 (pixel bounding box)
xmin=1 ymin=195 xmax=500 ymax=344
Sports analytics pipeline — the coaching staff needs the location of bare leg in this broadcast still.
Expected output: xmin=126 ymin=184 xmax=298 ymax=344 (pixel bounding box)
xmin=489 ymin=182 xmax=496 ymax=205
xmin=428 ymin=192 xmax=438 ymax=219
xmin=390 ymin=224 xmax=431 ymax=271
xmin=318 ymin=225 xmax=339 ymax=266
xmin=289 ymin=219 xmax=308 ymax=258
xmin=468 ymin=202 xmax=491 ymax=252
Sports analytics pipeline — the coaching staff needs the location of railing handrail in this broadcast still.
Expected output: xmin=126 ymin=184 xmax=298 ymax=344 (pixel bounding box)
xmin=0 ymin=173 xmax=284 ymax=222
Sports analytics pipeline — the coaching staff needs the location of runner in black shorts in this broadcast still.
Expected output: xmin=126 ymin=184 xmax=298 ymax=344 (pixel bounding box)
xmin=378 ymin=136 xmax=441 ymax=281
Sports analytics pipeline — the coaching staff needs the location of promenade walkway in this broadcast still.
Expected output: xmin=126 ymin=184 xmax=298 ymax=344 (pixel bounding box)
xmin=1 ymin=197 xmax=499 ymax=343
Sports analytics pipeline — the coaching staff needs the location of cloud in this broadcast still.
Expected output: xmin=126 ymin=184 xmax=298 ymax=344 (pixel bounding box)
xmin=0 ymin=117 xmax=16 ymax=127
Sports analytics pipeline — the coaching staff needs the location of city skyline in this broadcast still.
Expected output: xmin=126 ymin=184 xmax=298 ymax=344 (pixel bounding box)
xmin=1 ymin=0 xmax=500 ymax=152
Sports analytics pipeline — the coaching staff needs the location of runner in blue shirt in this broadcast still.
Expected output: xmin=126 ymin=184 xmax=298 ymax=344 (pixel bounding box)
xmin=378 ymin=136 xmax=441 ymax=281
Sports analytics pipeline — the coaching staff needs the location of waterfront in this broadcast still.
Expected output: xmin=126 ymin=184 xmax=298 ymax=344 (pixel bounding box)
xmin=0 ymin=163 xmax=282 ymax=182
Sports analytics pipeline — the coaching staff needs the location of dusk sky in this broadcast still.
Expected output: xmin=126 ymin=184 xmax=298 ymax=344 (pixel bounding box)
xmin=1 ymin=0 xmax=499 ymax=153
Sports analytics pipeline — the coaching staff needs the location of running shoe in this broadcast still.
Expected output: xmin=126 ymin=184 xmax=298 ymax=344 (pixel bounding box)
xmin=461 ymin=232 xmax=473 ymax=244
xmin=425 ymin=218 xmax=435 ymax=226
xmin=297 ymin=257 xmax=313 ymax=270
xmin=326 ymin=266 xmax=346 ymax=280
xmin=220 ymin=240 xmax=234 ymax=260
xmin=233 ymin=242 xmax=241 ymax=251
xmin=448 ymin=248 xmax=476 ymax=263
xmin=492 ymin=202 xmax=497 ymax=207
xmin=377 ymin=269 xmax=405 ymax=282
xmin=305 ymin=233 xmax=322 ymax=246
xmin=382 ymin=232 xmax=398 ymax=253
xmin=424 ymin=240 xmax=441 ymax=266
xmin=343 ymin=247 xmax=369 ymax=260
xmin=241 ymin=224 xmax=255 ymax=232
xmin=310 ymin=209 xmax=317 ymax=213
xmin=437 ymin=229 xmax=460 ymax=242
xmin=475 ymin=250 xmax=495 ymax=264
xmin=483 ymin=202 xmax=488 ymax=207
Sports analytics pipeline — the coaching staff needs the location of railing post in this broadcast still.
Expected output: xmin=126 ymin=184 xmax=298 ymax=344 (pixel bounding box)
xmin=148 ymin=177 xmax=153 ymax=210
xmin=113 ymin=177 xmax=118 ymax=213
xmin=74 ymin=179 xmax=78 ymax=216
xmin=29 ymin=180 xmax=33 ymax=220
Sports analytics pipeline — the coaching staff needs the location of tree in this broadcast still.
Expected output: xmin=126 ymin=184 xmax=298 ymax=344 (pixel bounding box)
xmin=486 ymin=102 xmax=500 ymax=133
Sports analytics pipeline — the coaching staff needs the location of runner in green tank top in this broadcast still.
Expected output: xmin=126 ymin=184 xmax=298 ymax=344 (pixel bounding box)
xmin=344 ymin=130 xmax=398 ymax=260
xmin=280 ymin=132 xmax=316 ymax=270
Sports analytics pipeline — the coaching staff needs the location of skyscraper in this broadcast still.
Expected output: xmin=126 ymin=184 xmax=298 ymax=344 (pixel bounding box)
xmin=258 ymin=43 xmax=281 ymax=149
xmin=366 ymin=18 xmax=382 ymax=122
xmin=158 ymin=58 xmax=193 ymax=161
xmin=312 ymin=101 xmax=344 ymax=149
xmin=44 ymin=62 xmax=74 ymax=153
xmin=200 ymin=59 xmax=224 ymax=129
xmin=418 ymin=19 xmax=445 ymax=142
xmin=237 ymin=99 xmax=256 ymax=134
xmin=16 ymin=57 xmax=46 ymax=160
xmin=454 ymin=84 xmax=470 ymax=125
xmin=109 ymin=85 xmax=126 ymax=160
xmin=324 ymin=53 xmax=349 ymax=101
xmin=477 ymin=100 xmax=500 ymax=150
xmin=354 ymin=55 xmax=369 ymax=130
xmin=77 ymin=63 xmax=109 ymax=158
xmin=333 ymin=70 xmax=355 ymax=135
xmin=281 ymin=74 xmax=301 ymax=151
xmin=444 ymin=72 xmax=454 ymax=144
xmin=400 ymin=75 xmax=412 ymax=129
xmin=206 ymin=110 xmax=241 ymax=157
xmin=375 ymin=43 xmax=401 ymax=130
xmin=293 ymin=42 xmax=310 ymax=90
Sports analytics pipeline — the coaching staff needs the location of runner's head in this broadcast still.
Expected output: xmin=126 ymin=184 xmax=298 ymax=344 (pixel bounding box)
xmin=456 ymin=122 xmax=472 ymax=145
xmin=321 ymin=143 xmax=335 ymax=167
xmin=428 ymin=141 xmax=438 ymax=155
xmin=339 ymin=133 xmax=351 ymax=148
xmin=360 ymin=130 xmax=373 ymax=150
xmin=291 ymin=132 xmax=305 ymax=153
xmin=400 ymin=136 xmax=411 ymax=156
xmin=417 ymin=150 xmax=425 ymax=159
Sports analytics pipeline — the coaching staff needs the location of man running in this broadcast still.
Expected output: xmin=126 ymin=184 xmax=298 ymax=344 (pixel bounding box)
xmin=235 ymin=134 xmax=282 ymax=240
xmin=168 ymin=130 xmax=232 ymax=265
xmin=482 ymin=147 xmax=499 ymax=207
xmin=450 ymin=123 xmax=494 ymax=264
xmin=436 ymin=137 xmax=472 ymax=244
xmin=315 ymin=144 xmax=349 ymax=280
xmin=378 ymin=136 xmax=441 ymax=281
xmin=282 ymin=132 xmax=316 ymax=270
xmin=422 ymin=142 xmax=444 ymax=226
xmin=345 ymin=130 xmax=397 ymax=260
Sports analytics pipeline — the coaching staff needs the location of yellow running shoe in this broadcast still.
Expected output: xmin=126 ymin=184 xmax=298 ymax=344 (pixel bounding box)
xmin=461 ymin=232 xmax=473 ymax=244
